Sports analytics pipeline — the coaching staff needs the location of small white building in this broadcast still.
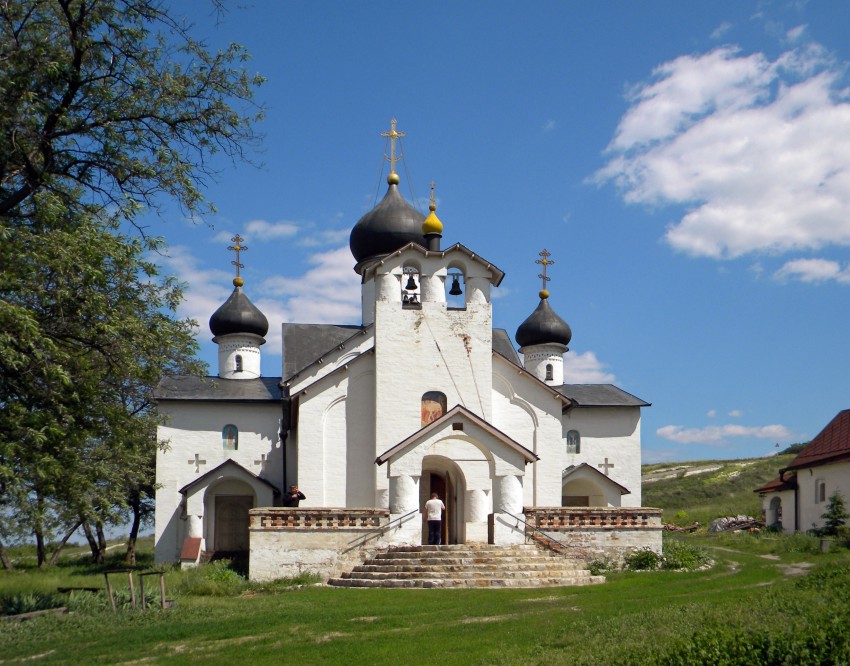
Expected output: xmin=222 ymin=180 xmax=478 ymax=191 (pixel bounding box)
xmin=756 ymin=409 xmax=850 ymax=533
xmin=154 ymin=127 xmax=656 ymax=576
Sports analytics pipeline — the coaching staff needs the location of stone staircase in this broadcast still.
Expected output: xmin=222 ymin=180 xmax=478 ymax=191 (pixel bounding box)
xmin=327 ymin=543 xmax=605 ymax=588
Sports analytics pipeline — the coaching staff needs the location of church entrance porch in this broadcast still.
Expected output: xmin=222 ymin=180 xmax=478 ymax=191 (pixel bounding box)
xmin=214 ymin=495 xmax=253 ymax=551
xmin=420 ymin=460 xmax=465 ymax=545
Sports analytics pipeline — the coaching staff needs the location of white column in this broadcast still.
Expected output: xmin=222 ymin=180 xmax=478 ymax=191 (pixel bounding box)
xmin=389 ymin=474 xmax=419 ymax=514
xmin=466 ymin=488 xmax=489 ymax=522
xmin=375 ymin=486 xmax=389 ymax=510
xmin=187 ymin=514 xmax=203 ymax=538
xmin=495 ymin=475 xmax=523 ymax=514
xmin=420 ymin=272 xmax=445 ymax=303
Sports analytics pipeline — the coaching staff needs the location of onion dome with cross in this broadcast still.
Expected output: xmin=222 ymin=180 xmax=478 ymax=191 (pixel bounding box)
xmin=349 ymin=119 xmax=427 ymax=269
xmin=209 ymin=235 xmax=269 ymax=339
xmin=515 ymin=249 xmax=572 ymax=386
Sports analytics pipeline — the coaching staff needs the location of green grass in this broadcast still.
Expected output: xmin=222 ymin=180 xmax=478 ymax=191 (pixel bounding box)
xmin=2 ymin=534 xmax=850 ymax=664
xmin=642 ymin=455 xmax=794 ymax=526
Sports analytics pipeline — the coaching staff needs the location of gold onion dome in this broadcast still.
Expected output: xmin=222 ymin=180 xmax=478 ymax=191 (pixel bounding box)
xmin=422 ymin=186 xmax=443 ymax=235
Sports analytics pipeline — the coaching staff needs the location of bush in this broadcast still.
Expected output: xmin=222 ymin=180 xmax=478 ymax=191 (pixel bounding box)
xmin=174 ymin=560 xmax=247 ymax=597
xmin=587 ymin=558 xmax=617 ymax=576
xmin=662 ymin=541 xmax=711 ymax=571
xmin=623 ymin=548 xmax=661 ymax=571
xmin=0 ymin=592 xmax=65 ymax=616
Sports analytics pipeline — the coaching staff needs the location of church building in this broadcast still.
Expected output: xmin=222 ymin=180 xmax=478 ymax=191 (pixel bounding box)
xmin=154 ymin=122 xmax=653 ymax=573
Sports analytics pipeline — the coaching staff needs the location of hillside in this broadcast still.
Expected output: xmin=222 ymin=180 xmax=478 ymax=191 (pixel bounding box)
xmin=641 ymin=454 xmax=795 ymax=526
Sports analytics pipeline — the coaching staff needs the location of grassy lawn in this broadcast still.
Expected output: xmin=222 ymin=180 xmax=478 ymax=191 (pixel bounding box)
xmin=3 ymin=535 xmax=850 ymax=664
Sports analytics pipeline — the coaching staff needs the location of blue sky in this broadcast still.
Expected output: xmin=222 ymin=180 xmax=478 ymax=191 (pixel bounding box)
xmin=144 ymin=1 xmax=850 ymax=464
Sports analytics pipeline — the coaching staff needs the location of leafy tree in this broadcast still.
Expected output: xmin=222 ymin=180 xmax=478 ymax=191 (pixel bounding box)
xmin=0 ymin=0 xmax=264 ymax=223
xmin=0 ymin=201 xmax=205 ymax=565
xmin=820 ymin=491 xmax=849 ymax=537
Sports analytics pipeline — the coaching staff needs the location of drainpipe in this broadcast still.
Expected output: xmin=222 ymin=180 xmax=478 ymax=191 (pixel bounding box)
xmin=279 ymin=382 xmax=291 ymax=494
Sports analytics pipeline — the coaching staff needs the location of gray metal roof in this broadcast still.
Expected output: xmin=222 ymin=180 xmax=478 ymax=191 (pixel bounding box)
xmin=556 ymin=384 xmax=650 ymax=408
xmin=282 ymin=323 xmax=367 ymax=380
xmin=492 ymin=328 xmax=521 ymax=365
xmin=155 ymin=376 xmax=282 ymax=401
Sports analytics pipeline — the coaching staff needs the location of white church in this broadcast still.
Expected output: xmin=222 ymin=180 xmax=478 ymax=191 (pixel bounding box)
xmin=154 ymin=122 xmax=657 ymax=578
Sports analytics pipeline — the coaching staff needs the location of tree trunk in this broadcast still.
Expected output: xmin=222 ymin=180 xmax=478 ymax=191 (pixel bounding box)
xmin=95 ymin=521 xmax=107 ymax=564
xmin=48 ymin=520 xmax=82 ymax=566
xmin=81 ymin=520 xmax=101 ymax=564
xmin=0 ymin=538 xmax=14 ymax=570
xmin=34 ymin=490 xmax=46 ymax=567
xmin=125 ymin=489 xmax=141 ymax=566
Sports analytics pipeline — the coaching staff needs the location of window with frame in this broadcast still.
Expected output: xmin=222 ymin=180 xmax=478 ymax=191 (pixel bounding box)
xmin=222 ymin=424 xmax=238 ymax=450
xmin=545 ymin=364 xmax=554 ymax=381
xmin=816 ymin=479 xmax=826 ymax=504
xmin=235 ymin=355 xmax=243 ymax=372
xmin=566 ymin=429 xmax=580 ymax=454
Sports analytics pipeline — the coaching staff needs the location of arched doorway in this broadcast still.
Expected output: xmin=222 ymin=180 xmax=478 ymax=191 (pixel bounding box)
xmin=767 ymin=496 xmax=782 ymax=527
xmin=562 ymin=478 xmax=605 ymax=507
xmin=421 ymin=456 xmax=466 ymax=545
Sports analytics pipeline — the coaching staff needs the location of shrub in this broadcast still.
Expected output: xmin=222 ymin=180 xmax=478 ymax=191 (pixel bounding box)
xmin=174 ymin=560 xmax=247 ymax=597
xmin=0 ymin=592 xmax=65 ymax=616
xmin=587 ymin=558 xmax=617 ymax=576
xmin=661 ymin=541 xmax=711 ymax=571
xmin=623 ymin=548 xmax=661 ymax=571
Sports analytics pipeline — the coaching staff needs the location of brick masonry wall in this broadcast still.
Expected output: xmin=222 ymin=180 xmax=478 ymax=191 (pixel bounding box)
xmin=524 ymin=507 xmax=663 ymax=562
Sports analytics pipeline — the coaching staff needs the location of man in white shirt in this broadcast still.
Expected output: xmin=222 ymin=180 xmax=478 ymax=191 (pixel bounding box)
xmin=424 ymin=493 xmax=446 ymax=545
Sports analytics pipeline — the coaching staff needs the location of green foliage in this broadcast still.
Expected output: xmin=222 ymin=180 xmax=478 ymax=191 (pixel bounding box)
xmin=0 ymin=0 xmax=264 ymax=222
xmin=623 ymin=548 xmax=662 ymax=571
xmin=661 ymin=540 xmax=711 ymax=570
xmin=173 ymin=561 xmax=248 ymax=597
xmin=780 ymin=442 xmax=808 ymax=455
xmin=642 ymin=455 xmax=796 ymax=527
xmin=587 ymin=557 xmax=617 ymax=576
xmin=0 ymin=591 xmax=65 ymax=615
xmin=819 ymin=491 xmax=849 ymax=537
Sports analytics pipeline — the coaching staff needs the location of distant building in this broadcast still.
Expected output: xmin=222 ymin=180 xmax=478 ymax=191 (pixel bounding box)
xmin=755 ymin=409 xmax=850 ymax=532
xmin=154 ymin=122 xmax=658 ymax=578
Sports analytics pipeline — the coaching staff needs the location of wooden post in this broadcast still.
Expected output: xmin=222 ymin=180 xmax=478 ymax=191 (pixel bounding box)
xmin=159 ymin=573 xmax=166 ymax=609
xmin=104 ymin=573 xmax=116 ymax=612
xmin=127 ymin=571 xmax=136 ymax=609
xmin=139 ymin=574 xmax=147 ymax=610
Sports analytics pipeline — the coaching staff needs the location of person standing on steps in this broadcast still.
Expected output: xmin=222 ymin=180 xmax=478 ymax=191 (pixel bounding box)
xmin=424 ymin=492 xmax=446 ymax=545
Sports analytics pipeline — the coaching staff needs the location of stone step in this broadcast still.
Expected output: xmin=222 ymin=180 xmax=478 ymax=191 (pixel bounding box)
xmin=370 ymin=555 xmax=580 ymax=566
xmin=340 ymin=569 xmax=595 ymax=581
xmin=328 ymin=575 xmax=606 ymax=589
xmin=351 ymin=562 xmax=588 ymax=574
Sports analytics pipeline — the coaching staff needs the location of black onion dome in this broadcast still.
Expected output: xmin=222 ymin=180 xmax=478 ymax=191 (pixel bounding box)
xmin=209 ymin=286 xmax=269 ymax=338
xmin=515 ymin=298 xmax=572 ymax=348
xmin=349 ymin=182 xmax=426 ymax=263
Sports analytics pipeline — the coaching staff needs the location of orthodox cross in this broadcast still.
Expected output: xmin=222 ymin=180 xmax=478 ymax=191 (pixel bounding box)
xmin=254 ymin=453 xmax=267 ymax=467
xmin=381 ymin=118 xmax=405 ymax=175
xmin=598 ymin=458 xmax=615 ymax=475
xmin=228 ymin=234 xmax=247 ymax=280
xmin=429 ymin=180 xmax=436 ymax=208
xmin=188 ymin=453 xmax=207 ymax=474
xmin=536 ymin=249 xmax=554 ymax=293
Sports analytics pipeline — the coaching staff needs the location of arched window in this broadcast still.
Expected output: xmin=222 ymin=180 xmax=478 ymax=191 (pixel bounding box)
xmin=545 ymin=364 xmax=553 ymax=381
xmin=222 ymin=424 xmax=238 ymax=450
xmin=235 ymin=355 xmax=243 ymax=372
xmin=566 ymin=429 xmax=580 ymax=454
xmin=446 ymin=271 xmax=464 ymax=309
xmin=402 ymin=266 xmax=420 ymax=307
xmin=421 ymin=391 xmax=447 ymax=425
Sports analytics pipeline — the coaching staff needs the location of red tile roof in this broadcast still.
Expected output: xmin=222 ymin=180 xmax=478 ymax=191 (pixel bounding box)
xmin=754 ymin=473 xmax=796 ymax=494
xmin=785 ymin=409 xmax=850 ymax=472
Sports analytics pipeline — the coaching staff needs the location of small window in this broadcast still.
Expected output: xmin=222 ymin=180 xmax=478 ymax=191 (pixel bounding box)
xmin=545 ymin=364 xmax=553 ymax=381
xmin=222 ymin=424 xmax=238 ymax=450
xmin=816 ymin=480 xmax=826 ymax=504
xmin=235 ymin=355 xmax=243 ymax=372
xmin=566 ymin=429 xmax=580 ymax=454
xmin=422 ymin=391 xmax=447 ymax=425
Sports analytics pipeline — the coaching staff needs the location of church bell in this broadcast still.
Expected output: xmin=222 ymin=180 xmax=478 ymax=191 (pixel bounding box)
xmin=449 ymin=275 xmax=463 ymax=296
xmin=405 ymin=273 xmax=417 ymax=291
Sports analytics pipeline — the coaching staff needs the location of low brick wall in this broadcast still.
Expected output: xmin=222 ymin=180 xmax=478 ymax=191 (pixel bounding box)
xmin=249 ymin=508 xmax=419 ymax=582
xmin=523 ymin=507 xmax=663 ymax=562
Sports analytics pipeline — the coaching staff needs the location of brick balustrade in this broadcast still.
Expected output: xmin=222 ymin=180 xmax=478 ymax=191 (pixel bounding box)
xmin=524 ymin=507 xmax=663 ymax=530
xmin=250 ymin=508 xmax=390 ymax=531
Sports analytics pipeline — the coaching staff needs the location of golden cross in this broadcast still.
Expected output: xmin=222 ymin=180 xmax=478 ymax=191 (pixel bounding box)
xmin=535 ymin=248 xmax=554 ymax=292
xmin=228 ymin=234 xmax=247 ymax=278
xmin=381 ymin=118 xmax=405 ymax=175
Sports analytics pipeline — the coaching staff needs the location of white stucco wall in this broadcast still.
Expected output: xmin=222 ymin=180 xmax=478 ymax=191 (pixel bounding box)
xmin=561 ymin=407 xmax=642 ymax=507
xmin=154 ymin=400 xmax=282 ymax=563
xmin=794 ymin=461 xmax=850 ymax=533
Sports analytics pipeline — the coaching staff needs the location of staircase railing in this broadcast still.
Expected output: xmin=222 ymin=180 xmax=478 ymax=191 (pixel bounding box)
xmin=343 ymin=509 xmax=418 ymax=552
xmin=502 ymin=510 xmax=574 ymax=555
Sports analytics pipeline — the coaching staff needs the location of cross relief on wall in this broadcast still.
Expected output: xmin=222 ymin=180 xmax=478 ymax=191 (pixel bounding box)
xmin=597 ymin=458 xmax=614 ymax=475
xmin=188 ymin=453 xmax=207 ymax=474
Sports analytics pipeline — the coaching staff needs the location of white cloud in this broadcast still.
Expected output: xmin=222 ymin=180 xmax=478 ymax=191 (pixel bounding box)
xmin=657 ymin=422 xmax=794 ymax=444
xmin=786 ymin=24 xmax=807 ymax=44
xmin=244 ymin=219 xmax=300 ymax=240
xmin=707 ymin=409 xmax=717 ymax=418
xmin=774 ymin=257 xmax=850 ymax=284
xmin=728 ymin=409 xmax=743 ymax=418
xmin=596 ymin=43 xmax=850 ymax=259
xmin=564 ymin=351 xmax=616 ymax=383
xmin=542 ymin=119 xmax=556 ymax=132
xmin=710 ymin=22 xmax=733 ymax=41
